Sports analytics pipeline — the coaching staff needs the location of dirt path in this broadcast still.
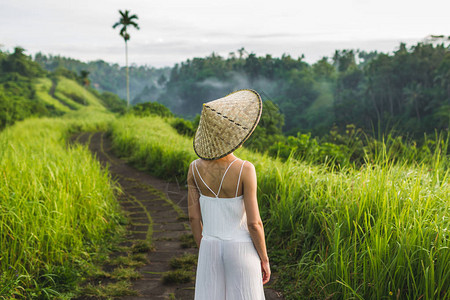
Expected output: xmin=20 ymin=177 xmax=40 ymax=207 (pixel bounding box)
xmin=74 ymin=132 xmax=283 ymax=299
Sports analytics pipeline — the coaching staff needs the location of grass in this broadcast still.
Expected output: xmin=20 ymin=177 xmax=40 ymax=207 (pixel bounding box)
xmin=179 ymin=234 xmax=197 ymax=249
xmin=34 ymin=78 xmax=72 ymax=113
xmin=109 ymin=114 xmax=450 ymax=299
xmin=0 ymin=108 xmax=122 ymax=298
xmin=1 ymin=77 xmax=131 ymax=298
xmin=82 ymin=281 xmax=138 ymax=298
xmin=110 ymin=253 xmax=148 ymax=267
xmin=131 ymin=240 xmax=153 ymax=253
xmin=111 ymin=267 xmax=141 ymax=280
xmin=169 ymin=253 xmax=198 ymax=270
xmin=162 ymin=270 xmax=194 ymax=284
xmin=55 ymin=77 xmax=105 ymax=109
xmin=162 ymin=253 xmax=197 ymax=285
xmin=109 ymin=115 xmax=195 ymax=183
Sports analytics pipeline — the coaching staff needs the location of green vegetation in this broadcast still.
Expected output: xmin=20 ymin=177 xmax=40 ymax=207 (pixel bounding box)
xmin=169 ymin=253 xmax=198 ymax=270
xmin=110 ymin=115 xmax=194 ymax=182
xmin=0 ymin=48 xmax=134 ymax=297
xmin=0 ymin=48 xmax=50 ymax=128
xmin=129 ymin=101 xmax=174 ymax=118
xmin=110 ymin=253 xmax=148 ymax=267
xmin=0 ymin=109 xmax=123 ymax=298
xmin=34 ymin=43 xmax=448 ymax=142
xmin=171 ymin=118 xmax=196 ymax=137
xmin=162 ymin=253 xmax=197 ymax=285
xmin=108 ymin=114 xmax=449 ymax=299
xmin=35 ymin=78 xmax=72 ymax=113
xmin=161 ymin=269 xmax=194 ymax=284
xmin=94 ymin=90 xmax=127 ymax=113
xmin=0 ymin=47 xmax=118 ymax=130
xmin=179 ymin=233 xmax=197 ymax=249
xmin=158 ymin=43 xmax=449 ymax=140
xmin=34 ymin=53 xmax=170 ymax=104
xmin=1 ymin=43 xmax=448 ymax=299
xmin=111 ymin=267 xmax=141 ymax=280
xmin=82 ymin=281 xmax=138 ymax=298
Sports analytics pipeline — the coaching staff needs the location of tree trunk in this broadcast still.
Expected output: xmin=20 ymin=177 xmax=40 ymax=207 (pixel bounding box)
xmin=126 ymin=40 xmax=129 ymax=107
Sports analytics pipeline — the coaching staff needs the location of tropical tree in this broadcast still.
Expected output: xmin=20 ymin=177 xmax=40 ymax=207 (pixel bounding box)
xmin=112 ymin=9 xmax=140 ymax=107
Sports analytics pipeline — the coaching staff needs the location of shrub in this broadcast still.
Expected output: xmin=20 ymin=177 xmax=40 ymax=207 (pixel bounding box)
xmin=171 ymin=118 xmax=195 ymax=137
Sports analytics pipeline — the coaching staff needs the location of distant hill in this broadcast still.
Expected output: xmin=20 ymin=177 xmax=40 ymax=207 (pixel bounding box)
xmin=34 ymin=53 xmax=170 ymax=104
xmin=0 ymin=47 xmax=126 ymax=129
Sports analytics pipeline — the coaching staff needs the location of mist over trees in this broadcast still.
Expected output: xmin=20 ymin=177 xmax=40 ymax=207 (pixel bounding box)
xmin=159 ymin=43 xmax=449 ymax=138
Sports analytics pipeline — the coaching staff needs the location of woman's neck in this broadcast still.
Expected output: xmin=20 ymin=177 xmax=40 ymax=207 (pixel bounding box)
xmin=201 ymin=153 xmax=237 ymax=165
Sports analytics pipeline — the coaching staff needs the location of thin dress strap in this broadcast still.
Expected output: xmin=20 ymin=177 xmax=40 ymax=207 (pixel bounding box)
xmin=236 ymin=160 xmax=246 ymax=197
xmin=216 ymin=158 xmax=238 ymax=197
xmin=194 ymin=160 xmax=216 ymax=197
xmin=191 ymin=162 xmax=201 ymax=195
xmin=194 ymin=158 xmax=238 ymax=198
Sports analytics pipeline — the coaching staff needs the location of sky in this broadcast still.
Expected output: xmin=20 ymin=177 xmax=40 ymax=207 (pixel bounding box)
xmin=1 ymin=0 xmax=449 ymax=68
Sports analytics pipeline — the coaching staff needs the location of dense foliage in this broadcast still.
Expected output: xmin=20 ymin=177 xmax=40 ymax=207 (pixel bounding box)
xmin=92 ymin=90 xmax=127 ymax=113
xmin=157 ymin=43 xmax=449 ymax=139
xmin=129 ymin=101 xmax=174 ymax=118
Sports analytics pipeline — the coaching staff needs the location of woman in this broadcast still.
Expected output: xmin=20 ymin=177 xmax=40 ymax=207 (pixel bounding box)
xmin=187 ymin=89 xmax=270 ymax=300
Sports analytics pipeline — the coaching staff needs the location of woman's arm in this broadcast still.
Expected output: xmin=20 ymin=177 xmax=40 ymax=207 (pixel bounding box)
xmin=242 ymin=162 xmax=271 ymax=284
xmin=187 ymin=161 xmax=202 ymax=248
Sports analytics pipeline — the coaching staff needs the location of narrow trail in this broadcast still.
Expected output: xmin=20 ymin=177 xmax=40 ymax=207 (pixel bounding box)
xmin=74 ymin=132 xmax=283 ymax=300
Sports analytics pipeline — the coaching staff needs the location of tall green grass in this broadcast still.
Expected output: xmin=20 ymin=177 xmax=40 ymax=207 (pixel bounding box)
xmin=110 ymin=115 xmax=449 ymax=299
xmin=0 ymin=108 xmax=122 ymax=298
xmin=109 ymin=115 xmax=196 ymax=182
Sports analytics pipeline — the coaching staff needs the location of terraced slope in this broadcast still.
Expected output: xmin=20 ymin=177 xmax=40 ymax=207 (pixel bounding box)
xmin=34 ymin=76 xmax=106 ymax=114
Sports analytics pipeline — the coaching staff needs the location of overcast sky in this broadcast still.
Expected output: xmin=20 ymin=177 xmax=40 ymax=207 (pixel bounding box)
xmin=1 ymin=0 xmax=448 ymax=68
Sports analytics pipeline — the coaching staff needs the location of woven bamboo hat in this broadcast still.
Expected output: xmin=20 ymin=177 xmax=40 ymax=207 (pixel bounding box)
xmin=193 ymin=89 xmax=262 ymax=160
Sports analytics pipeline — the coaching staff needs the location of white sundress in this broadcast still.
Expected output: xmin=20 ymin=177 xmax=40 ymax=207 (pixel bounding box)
xmin=192 ymin=159 xmax=265 ymax=300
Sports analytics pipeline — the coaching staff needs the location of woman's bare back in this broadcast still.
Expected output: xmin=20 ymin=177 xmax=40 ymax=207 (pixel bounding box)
xmin=193 ymin=156 xmax=245 ymax=198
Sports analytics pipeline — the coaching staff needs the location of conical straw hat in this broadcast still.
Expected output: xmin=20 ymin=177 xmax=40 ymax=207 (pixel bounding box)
xmin=194 ymin=89 xmax=262 ymax=160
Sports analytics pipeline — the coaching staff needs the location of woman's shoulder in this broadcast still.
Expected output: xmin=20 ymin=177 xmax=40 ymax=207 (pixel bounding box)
xmin=188 ymin=159 xmax=200 ymax=173
xmin=189 ymin=158 xmax=200 ymax=166
xmin=241 ymin=160 xmax=256 ymax=173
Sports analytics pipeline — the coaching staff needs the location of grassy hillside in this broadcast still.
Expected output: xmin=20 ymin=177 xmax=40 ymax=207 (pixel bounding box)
xmin=109 ymin=114 xmax=449 ymax=300
xmin=1 ymin=48 xmax=112 ymax=129
xmin=1 ymin=74 xmax=110 ymax=130
xmin=35 ymin=76 xmax=107 ymax=113
xmin=35 ymin=78 xmax=72 ymax=113
xmin=54 ymin=77 xmax=105 ymax=109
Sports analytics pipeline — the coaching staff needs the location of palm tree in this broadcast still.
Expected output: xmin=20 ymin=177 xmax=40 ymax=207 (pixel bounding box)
xmin=113 ymin=10 xmax=140 ymax=107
